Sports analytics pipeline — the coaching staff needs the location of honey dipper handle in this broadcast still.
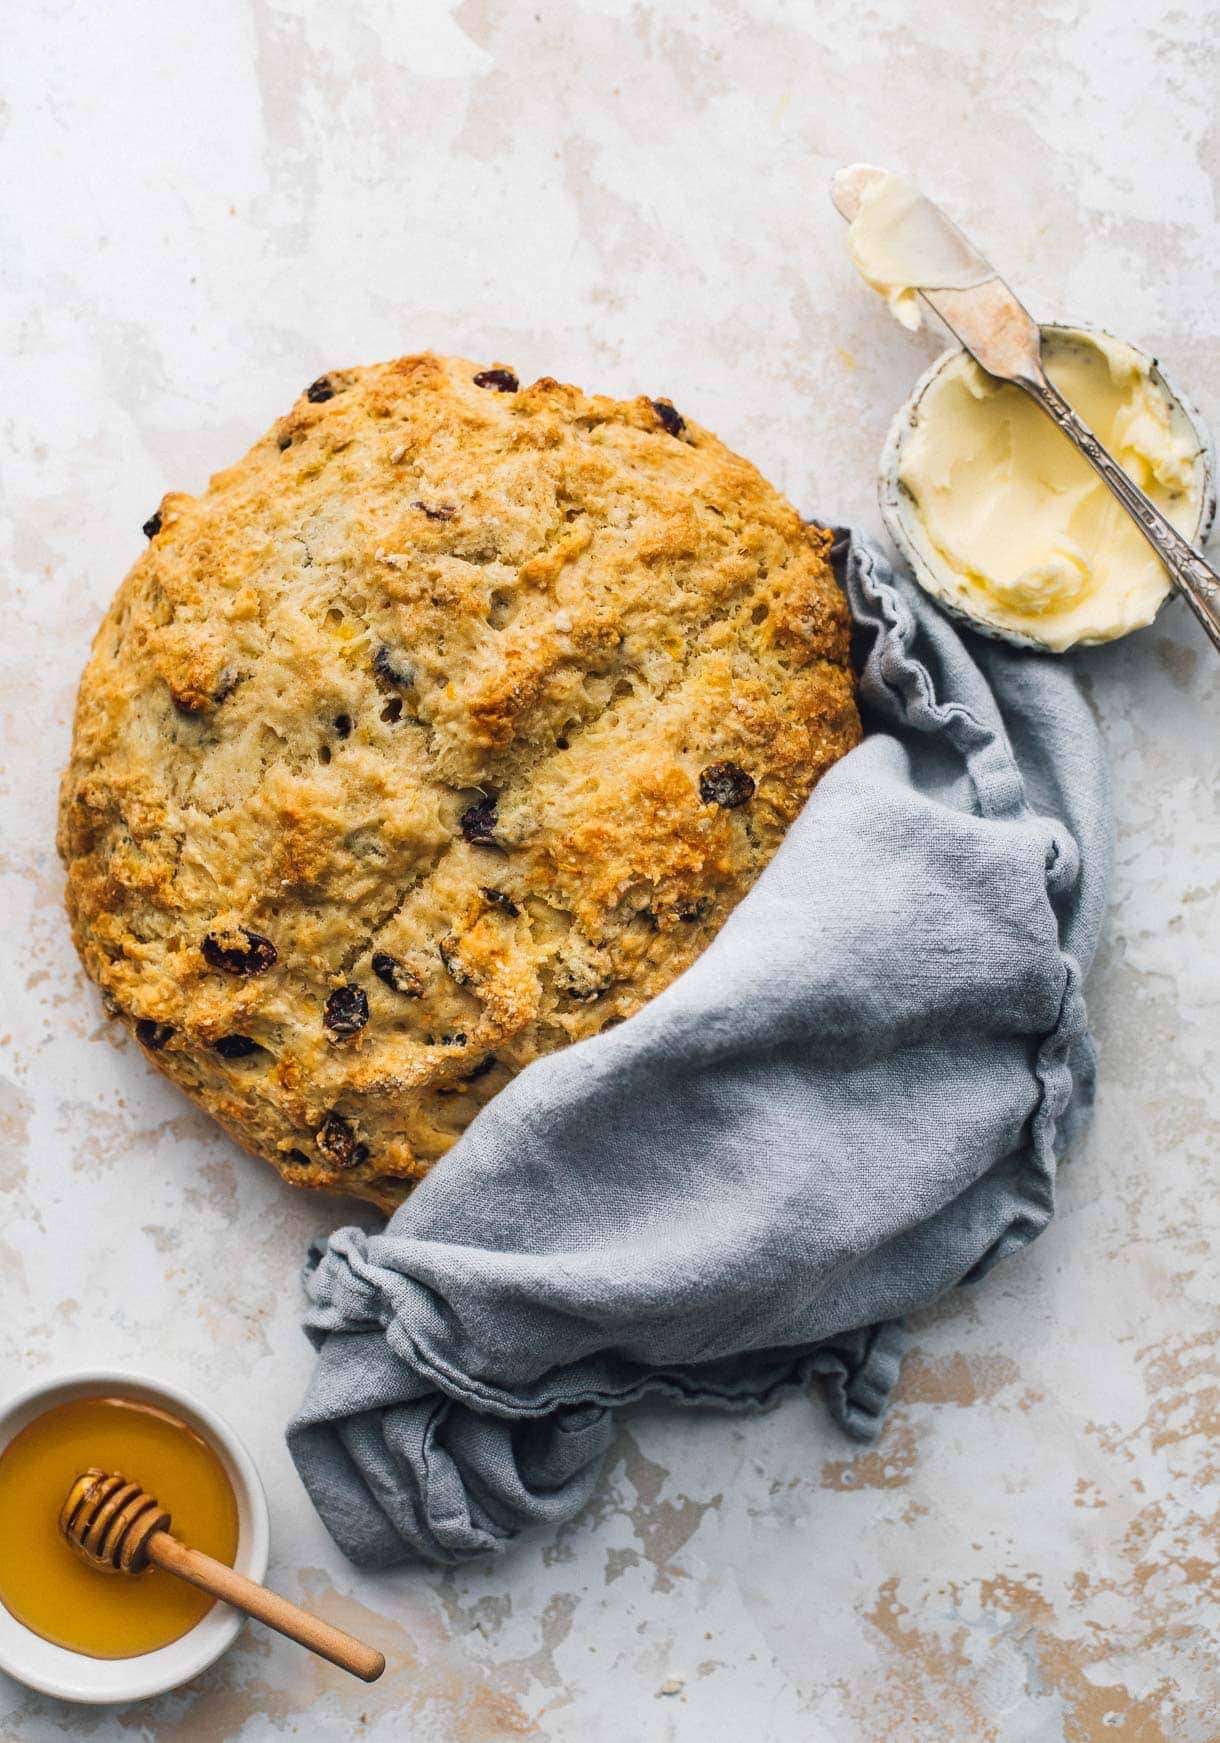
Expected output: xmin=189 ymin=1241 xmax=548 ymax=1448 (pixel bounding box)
xmin=145 ymin=1532 xmax=385 ymax=1682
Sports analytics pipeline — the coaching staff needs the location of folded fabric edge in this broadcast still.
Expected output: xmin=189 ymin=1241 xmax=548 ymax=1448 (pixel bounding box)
xmin=290 ymin=1325 xmax=905 ymax=1566
xmin=812 ymin=1318 xmax=907 ymax=1441
xmin=822 ymin=535 xmax=1107 ymax=1421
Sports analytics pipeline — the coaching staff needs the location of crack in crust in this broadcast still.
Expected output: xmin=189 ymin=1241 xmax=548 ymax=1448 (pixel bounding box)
xmin=57 ymin=351 xmax=861 ymax=1209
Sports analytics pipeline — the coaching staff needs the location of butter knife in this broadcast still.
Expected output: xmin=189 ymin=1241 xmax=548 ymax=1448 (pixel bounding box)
xmin=831 ymin=165 xmax=1220 ymax=656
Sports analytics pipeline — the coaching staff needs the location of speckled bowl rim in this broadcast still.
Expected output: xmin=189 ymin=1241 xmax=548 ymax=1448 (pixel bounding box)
xmin=0 ymin=1369 xmax=269 ymax=1705
xmin=878 ymin=322 xmax=1217 ymax=651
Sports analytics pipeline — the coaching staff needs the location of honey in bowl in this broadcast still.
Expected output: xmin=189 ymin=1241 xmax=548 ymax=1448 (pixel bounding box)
xmin=0 ymin=1395 xmax=239 ymax=1659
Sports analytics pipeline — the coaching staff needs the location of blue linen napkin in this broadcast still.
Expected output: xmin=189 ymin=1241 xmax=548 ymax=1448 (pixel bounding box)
xmin=287 ymin=533 xmax=1111 ymax=1567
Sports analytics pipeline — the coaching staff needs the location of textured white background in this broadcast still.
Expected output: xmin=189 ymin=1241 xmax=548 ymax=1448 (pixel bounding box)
xmin=2 ymin=2 xmax=1218 ymax=1739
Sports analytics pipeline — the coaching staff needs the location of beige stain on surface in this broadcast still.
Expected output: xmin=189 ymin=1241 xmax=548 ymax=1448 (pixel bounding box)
xmin=545 ymin=1424 xmax=724 ymax=1594
xmin=977 ymin=1575 xmax=1179 ymax=1743
xmin=0 ymin=1076 xmax=33 ymax=1191
xmin=849 ymin=1568 xmax=1195 ymax=1743
xmin=836 ymin=1324 xmax=1220 ymax=1743
xmin=1138 ymin=1328 xmax=1218 ymax=1457
xmin=821 ymin=1416 xmax=922 ymax=1491
xmin=101 ymin=1574 xmax=541 ymax=1742
xmin=897 ymin=1349 xmax=1021 ymax=1408
xmin=858 ymin=1576 xmax=991 ymax=1739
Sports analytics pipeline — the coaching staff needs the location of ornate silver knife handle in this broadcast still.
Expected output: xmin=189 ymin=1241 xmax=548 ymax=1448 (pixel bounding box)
xmin=1021 ymin=372 xmax=1220 ymax=655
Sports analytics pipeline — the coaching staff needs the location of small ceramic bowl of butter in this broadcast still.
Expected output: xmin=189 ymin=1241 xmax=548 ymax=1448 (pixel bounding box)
xmin=0 ymin=1370 xmax=269 ymax=1704
xmin=879 ymin=324 xmax=1215 ymax=651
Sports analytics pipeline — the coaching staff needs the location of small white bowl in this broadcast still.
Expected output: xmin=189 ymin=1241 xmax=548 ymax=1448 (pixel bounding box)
xmin=0 ymin=1370 xmax=269 ymax=1705
xmin=879 ymin=323 xmax=1217 ymax=650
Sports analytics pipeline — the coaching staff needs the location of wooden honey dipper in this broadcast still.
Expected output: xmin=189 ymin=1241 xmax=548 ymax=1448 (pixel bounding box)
xmin=60 ymin=1468 xmax=385 ymax=1683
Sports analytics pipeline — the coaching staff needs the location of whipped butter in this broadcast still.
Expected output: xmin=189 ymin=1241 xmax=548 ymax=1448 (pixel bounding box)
xmin=891 ymin=329 xmax=1205 ymax=650
xmin=847 ymin=171 xmax=992 ymax=331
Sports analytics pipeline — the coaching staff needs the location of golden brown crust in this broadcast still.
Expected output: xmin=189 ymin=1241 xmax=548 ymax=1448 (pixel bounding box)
xmin=58 ymin=353 xmax=860 ymax=1209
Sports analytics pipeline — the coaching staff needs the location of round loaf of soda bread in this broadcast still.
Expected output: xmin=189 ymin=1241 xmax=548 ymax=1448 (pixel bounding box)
xmin=58 ymin=354 xmax=860 ymax=1209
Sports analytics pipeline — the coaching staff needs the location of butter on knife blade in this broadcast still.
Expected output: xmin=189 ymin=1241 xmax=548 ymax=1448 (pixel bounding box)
xmin=831 ymin=165 xmax=994 ymax=331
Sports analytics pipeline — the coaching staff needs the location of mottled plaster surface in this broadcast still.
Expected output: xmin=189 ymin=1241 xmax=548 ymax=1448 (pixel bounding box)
xmin=1 ymin=3 xmax=1217 ymax=1739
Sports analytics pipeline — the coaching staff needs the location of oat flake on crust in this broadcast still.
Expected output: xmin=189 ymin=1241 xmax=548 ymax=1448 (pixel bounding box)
xmin=58 ymin=353 xmax=860 ymax=1209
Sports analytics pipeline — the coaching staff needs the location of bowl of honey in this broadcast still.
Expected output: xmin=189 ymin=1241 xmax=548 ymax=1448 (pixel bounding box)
xmin=0 ymin=1370 xmax=269 ymax=1703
